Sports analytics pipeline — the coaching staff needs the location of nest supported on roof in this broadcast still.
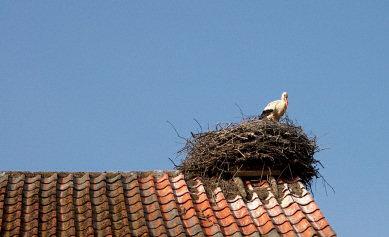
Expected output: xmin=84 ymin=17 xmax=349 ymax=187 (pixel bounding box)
xmin=176 ymin=117 xmax=321 ymax=198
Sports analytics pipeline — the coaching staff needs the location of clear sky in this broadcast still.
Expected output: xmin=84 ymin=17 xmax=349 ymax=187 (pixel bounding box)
xmin=1 ymin=1 xmax=388 ymax=236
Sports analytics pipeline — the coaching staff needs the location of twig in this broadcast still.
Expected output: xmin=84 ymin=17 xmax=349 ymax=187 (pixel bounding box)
xmin=319 ymin=172 xmax=335 ymax=195
xmin=234 ymin=103 xmax=245 ymax=119
xmin=168 ymin=157 xmax=179 ymax=168
xmin=193 ymin=118 xmax=203 ymax=133
xmin=167 ymin=120 xmax=187 ymax=141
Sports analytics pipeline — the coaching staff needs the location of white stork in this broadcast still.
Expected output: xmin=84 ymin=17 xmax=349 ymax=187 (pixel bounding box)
xmin=260 ymin=92 xmax=288 ymax=121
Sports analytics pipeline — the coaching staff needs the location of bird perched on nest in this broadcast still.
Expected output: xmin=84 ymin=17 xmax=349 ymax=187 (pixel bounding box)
xmin=260 ymin=92 xmax=288 ymax=121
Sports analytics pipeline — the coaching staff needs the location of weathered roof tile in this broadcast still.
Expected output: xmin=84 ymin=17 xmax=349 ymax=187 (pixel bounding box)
xmin=0 ymin=171 xmax=336 ymax=236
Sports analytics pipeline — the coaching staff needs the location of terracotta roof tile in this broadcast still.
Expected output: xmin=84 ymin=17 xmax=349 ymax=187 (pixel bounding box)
xmin=155 ymin=173 xmax=186 ymax=237
xmin=73 ymin=174 xmax=94 ymax=237
xmin=211 ymin=188 xmax=242 ymax=237
xmin=139 ymin=174 xmax=168 ymax=236
xmin=122 ymin=173 xmax=149 ymax=236
xmin=171 ymin=174 xmax=204 ymax=236
xmin=0 ymin=172 xmax=336 ymax=236
xmin=228 ymin=196 xmax=259 ymax=237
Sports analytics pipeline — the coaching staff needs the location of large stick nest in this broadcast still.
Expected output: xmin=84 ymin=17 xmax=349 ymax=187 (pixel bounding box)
xmin=177 ymin=117 xmax=321 ymax=190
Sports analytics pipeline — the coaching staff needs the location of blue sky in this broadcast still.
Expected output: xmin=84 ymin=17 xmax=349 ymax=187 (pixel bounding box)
xmin=1 ymin=1 xmax=388 ymax=236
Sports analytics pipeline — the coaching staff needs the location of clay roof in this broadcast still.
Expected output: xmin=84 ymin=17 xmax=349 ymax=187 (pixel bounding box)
xmin=0 ymin=171 xmax=336 ymax=237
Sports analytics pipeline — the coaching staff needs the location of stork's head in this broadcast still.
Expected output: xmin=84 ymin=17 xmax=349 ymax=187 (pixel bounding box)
xmin=281 ymin=92 xmax=288 ymax=106
xmin=281 ymin=92 xmax=288 ymax=101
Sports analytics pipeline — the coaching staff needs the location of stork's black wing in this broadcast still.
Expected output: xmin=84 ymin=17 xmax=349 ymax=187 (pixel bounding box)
xmin=260 ymin=109 xmax=273 ymax=119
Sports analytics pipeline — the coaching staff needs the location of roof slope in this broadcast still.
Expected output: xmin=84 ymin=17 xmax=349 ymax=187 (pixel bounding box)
xmin=0 ymin=171 xmax=335 ymax=237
